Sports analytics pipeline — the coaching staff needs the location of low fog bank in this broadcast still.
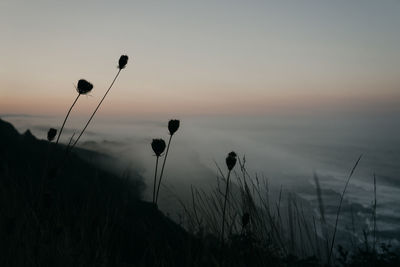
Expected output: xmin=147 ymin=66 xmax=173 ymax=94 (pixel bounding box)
xmin=3 ymin=113 xmax=400 ymax=243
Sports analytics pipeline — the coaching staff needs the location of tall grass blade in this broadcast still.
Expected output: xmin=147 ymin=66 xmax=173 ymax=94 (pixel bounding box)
xmin=373 ymin=172 xmax=377 ymax=252
xmin=314 ymin=172 xmax=326 ymax=224
xmin=328 ymin=154 xmax=362 ymax=265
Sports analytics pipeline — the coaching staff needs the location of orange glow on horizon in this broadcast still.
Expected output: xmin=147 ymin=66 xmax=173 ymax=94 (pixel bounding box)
xmin=2 ymin=89 xmax=399 ymax=117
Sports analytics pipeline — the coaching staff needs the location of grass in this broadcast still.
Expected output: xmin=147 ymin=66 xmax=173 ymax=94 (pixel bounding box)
xmin=0 ymin=120 xmax=202 ymax=266
xmin=175 ymin=153 xmax=399 ymax=266
xmin=328 ymin=154 xmax=363 ymax=264
xmin=1 ymin=117 xmax=400 ymax=266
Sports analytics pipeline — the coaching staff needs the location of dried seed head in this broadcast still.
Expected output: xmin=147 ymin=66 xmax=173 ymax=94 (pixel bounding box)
xmin=168 ymin=119 xmax=180 ymax=135
xmin=151 ymin=139 xmax=166 ymax=157
xmin=226 ymin=151 xmax=237 ymax=171
xmin=118 ymin=55 xmax=129 ymax=69
xmin=47 ymin=128 xmax=57 ymax=142
xmin=76 ymin=79 xmax=93 ymax=95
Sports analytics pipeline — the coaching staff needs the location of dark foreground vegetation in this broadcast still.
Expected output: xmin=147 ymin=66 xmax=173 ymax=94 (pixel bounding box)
xmin=0 ymin=118 xmax=280 ymax=266
xmin=1 ymin=118 xmax=400 ymax=266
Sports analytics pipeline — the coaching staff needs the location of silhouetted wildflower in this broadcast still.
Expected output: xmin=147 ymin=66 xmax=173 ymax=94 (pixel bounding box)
xmin=226 ymin=151 xmax=237 ymax=171
xmin=118 ymin=55 xmax=129 ymax=69
xmin=56 ymin=79 xmax=93 ymax=145
xmin=76 ymin=79 xmax=93 ymax=95
xmin=151 ymin=138 xmax=166 ymax=204
xmin=155 ymin=120 xmax=181 ymax=204
xmin=152 ymin=139 xmax=166 ymax=157
xmin=69 ymin=55 xmax=129 ymax=151
xmin=221 ymin=151 xmax=237 ymax=245
xmin=168 ymin=119 xmax=180 ymax=135
xmin=47 ymin=128 xmax=57 ymax=142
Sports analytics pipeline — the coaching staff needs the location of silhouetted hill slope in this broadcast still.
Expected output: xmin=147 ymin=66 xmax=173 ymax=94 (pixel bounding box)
xmin=0 ymin=118 xmax=205 ymax=267
xmin=3 ymin=119 xmax=399 ymax=266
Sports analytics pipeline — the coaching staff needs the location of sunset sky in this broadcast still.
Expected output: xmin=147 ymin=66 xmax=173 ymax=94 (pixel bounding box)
xmin=1 ymin=0 xmax=399 ymax=117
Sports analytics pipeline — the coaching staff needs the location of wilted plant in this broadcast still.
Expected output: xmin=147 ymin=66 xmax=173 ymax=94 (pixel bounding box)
xmin=151 ymin=139 xmax=166 ymax=204
xmin=221 ymin=151 xmax=237 ymax=243
xmin=47 ymin=128 xmax=57 ymax=142
xmin=69 ymin=55 xmax=129 ymax=151
xmin=55 ymin=79 xmax=93 ymax=145
xmin=155 ymin=119 xmax=180 ymax=204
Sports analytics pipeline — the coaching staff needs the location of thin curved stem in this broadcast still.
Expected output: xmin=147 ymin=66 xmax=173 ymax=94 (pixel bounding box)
xmin=69 ymin=69 xmax=121 ymax=152
xmin=221 ymin=170 xmax=231 ymax=244
xmin=55 ymin=94 xmax=80 ymax=145
xmin=373 ymin=173 xmax=377 ymax=252
xmin=328 ymin=154 xmax=362 ymax=265
xmin=153 ymin=156 xmax=159 ymax=204
xmin=155 ymin=135 xmax=173 ymax=204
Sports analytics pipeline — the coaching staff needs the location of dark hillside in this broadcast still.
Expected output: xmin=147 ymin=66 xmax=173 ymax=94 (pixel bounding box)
xmin=2 ymin=118 xmax=398 ymax=266
xmin=0 ymin=118 xmax=204 ymax=267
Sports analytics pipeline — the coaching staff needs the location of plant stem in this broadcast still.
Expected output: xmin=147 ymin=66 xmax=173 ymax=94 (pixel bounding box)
xmin=220 ymin=170 xmax=231 ymax=244
xmin=328 ymin=154 xmax=362 ymax=265
xmin=155 ymin=134 xmax=172 ymax=204
xmin=69 ymin=69 xmax=121 ymax=152
xmin=56 ymin=94 xmax=80 ymax=145
xmin=153 ymin=156 xmax=159 ymax=204
xmin=373 ymin=173 xmax=377 ymax=252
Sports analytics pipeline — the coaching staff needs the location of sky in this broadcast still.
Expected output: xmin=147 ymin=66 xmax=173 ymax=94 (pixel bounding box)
xmin=1 ymin=0 xmax=400 ymax=117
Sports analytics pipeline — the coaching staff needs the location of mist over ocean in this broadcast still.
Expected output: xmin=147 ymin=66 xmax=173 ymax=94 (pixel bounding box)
xmin=3 ymin=112 xmax=400 ymax=243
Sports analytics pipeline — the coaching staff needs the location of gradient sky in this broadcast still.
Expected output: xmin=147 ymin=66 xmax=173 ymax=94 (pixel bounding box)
xmin=1 ymin=0 xmax=399 ymax=117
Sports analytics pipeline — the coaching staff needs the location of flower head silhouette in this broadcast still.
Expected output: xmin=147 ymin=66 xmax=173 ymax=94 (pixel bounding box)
xmin=69 ymin=54 xmax=129 ymax=152
xmin=55 ymin=79 xmax=94 ymax=145
xmin=226 ymin=151 xmax=237 ymax=171
xmin=151 ymin=139 xmax=166 ymax=157
xmin=168 ymin=120 xmax=180 ymax=136
xmin=47 ymin=128 xmax=57 ymax=142
xmin=76 ymin=79 xmax=93 ymax=95
xmin=118 ymin=55 xmax=129 ymax=69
